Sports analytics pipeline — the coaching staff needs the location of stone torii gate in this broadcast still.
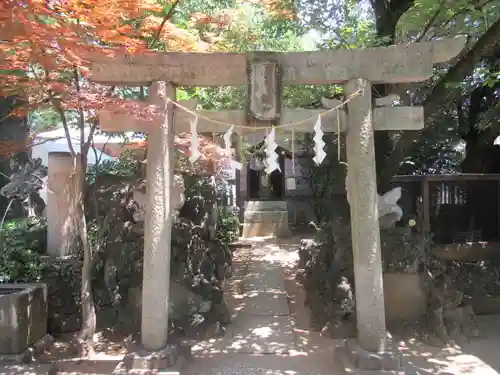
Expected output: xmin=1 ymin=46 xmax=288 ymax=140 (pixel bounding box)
xmin=90 ymin=37 xmax=465 ymax=372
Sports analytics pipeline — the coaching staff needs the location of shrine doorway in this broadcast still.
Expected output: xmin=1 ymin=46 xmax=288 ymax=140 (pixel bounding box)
xmin=247 ymin=148 xmax=288 ymax=200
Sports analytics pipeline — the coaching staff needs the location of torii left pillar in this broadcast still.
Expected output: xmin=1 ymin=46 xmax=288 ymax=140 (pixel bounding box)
xmin=141 ymin=81 xmax=176 ymax=351
xmin=106 ymin=83 xmax=191 ymax=373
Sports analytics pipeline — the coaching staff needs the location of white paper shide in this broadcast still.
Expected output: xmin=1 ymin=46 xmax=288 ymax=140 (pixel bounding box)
xmin=189 ymin=115 xmax=201 ymax=163
xmin=312 ymin=115 xmax=326 ymax=165
xmin=264 ymin=127 xmax=280 ymax=173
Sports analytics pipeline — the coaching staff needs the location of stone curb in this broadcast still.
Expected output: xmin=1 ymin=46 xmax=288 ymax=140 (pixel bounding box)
xmin=111 ymin=343 xmax=192 ymax=375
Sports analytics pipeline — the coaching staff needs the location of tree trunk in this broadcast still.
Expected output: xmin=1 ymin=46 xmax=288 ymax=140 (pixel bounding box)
xmin=371 ymin=0 xmax=415 ymax=193
xmin=460 ymin=85 xmax=489 ymax=173
xmin=73 ymin=154 xmax=96 ymax=353
xmin=377 ymin=16 xmax=500 ymax=187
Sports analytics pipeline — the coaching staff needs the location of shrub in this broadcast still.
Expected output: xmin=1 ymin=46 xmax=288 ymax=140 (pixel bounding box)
xmin=216 ymin=206 xmax=240 ymax=244
xmin=0 ymin=217 xmax=47 ymax=283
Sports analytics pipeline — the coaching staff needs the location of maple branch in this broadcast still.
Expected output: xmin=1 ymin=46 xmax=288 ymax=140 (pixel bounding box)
xmin=152 ymin=0 xmax=180 ymax=47
xmin=73 ymin=67 xmax=86 ymax=149
xmin=135 ymin=0 xmax=180 ymax=98
xmin=31 ymin=136 xmax=66 ymax=146
xmin=55 ymin=104 xmax=76 ymax=157
xmin=86 ymin=119 xmax=99 ymax=153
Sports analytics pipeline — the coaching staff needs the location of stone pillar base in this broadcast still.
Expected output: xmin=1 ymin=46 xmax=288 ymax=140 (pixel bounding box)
xmin=112 ymin=343 xmax=192 ymax=375
xmin=334 ymin=339 xmax=413 ymax=374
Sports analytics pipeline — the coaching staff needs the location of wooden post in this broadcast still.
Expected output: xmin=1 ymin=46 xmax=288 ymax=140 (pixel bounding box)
xmin=422 ymin=176 xmax=431 ymax=233
xmin=345 ymin=78 xmax=387 ymax=353
xmin=140 ymin=81 xmax=176 ymax=351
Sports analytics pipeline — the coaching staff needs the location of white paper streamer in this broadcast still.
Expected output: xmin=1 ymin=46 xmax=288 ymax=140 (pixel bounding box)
xmin=312 ymin=115 xmax=326 ymax=165
xmin=189 ymin=115 xmax=201 ymax=163
xmin=223 ymin=125 xmax=234 ymax=156
xmin=336 ymin=108 xmax=341 ymax=161
xmin=223 ymin=125 xmax=242 ymax=171
xmin=291 ymin=128 xmax=295 ymax=175
xmin=264 ymin=127 xmax=280 ymax=174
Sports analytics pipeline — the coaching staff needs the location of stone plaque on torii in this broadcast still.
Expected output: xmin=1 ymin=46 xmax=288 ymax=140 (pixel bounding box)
xmin=89 ymin=36 xmax=466 ymax=373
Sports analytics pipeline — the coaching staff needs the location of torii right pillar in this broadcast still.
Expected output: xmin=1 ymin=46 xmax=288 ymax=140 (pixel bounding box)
xmin=339 ymin=77 xmax=404 ymax=374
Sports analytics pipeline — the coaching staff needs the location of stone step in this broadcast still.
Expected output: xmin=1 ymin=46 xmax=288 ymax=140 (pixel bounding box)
xmin=244 ymin=200 xmax=288 ymax=211
xmin=241 ymin=222 xmax=290 ymax=238
xmin=243 ymin=210 xmax=288 ymax=223
xmin=183 ymin=353 xmax=337 ymax=375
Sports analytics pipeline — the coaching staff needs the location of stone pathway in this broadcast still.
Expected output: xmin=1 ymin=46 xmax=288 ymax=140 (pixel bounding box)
xmin=183 ymin=237 xmax=500 ymax=375
xmin=184 ymin=237 xmax=338 ymax=375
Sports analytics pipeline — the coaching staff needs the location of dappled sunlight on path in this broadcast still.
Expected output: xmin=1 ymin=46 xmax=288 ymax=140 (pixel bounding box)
xmin=185 ymin=236 xmax=339 ymax=375
xmin=184 ymin=236 xmax=500 ymax=375
xmin=396 ymin=315 xmax=500 ymax=375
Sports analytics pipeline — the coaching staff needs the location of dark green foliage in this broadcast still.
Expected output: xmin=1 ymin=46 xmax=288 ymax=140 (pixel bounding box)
xmin=86 ymin=150 xmax=140 ymax=185
xmin=0 ymin=217 xmax=82 ymax=333
xmin=0 ymin=217 xmax=47 ymax=283
xmin=216 ymin=206 xmax=240 ymax=244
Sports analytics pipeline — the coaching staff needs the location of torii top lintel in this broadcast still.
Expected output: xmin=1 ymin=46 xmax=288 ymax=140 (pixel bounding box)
xmin=89 ymin=37 xmax=466 ymax=87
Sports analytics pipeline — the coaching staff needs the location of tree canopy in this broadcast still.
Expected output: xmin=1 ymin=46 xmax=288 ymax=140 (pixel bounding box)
xmin=0 ymin=0 xmax=499 ymax=179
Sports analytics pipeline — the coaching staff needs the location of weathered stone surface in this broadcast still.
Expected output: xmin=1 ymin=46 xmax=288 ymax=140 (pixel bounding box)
xmin=46 ymin=152 xmax=77 ymax=257
xmin=0 ymin=334 xmax=53 ymax=364
xmin=472 ymin=295 xmax=500 ymax=315
xmin=140 ymin=82 xmax=176 ymax=351
xmin=90 ymin=37 xmax=467 ymax=86
xmin=99 ymin=102 xmax=424 ymax=134
xmin=243 ymin=210 xmax=287 ymax=223
xmin=241 ymin=220 xmax=290 ymax=238
xmin=345 ymin=78 xmax=386 ymax=352
xmin=227 ymin=292 xmax=289 ymax=316
xmin=0 ymin=284 xmax=48 ymax=356
xmin=249 ymin=58 xmax=279 ymax=121
xmin=383 ymin=273 xmax=426 ymax=323
xmin=420 ymin=269 xmax=481 ymax=343
xmin=132 ymin=174 xmax=185 ymax=222
xmin=346 ymin=342 xmax=402 ymax=371
xmin=242 ymin=201 xmax=290 ymax=238
xmin=112 ymin=343 xmax=191 ymax=374
xmin=335 ymin=339 xmax=407 ymax=374
xmin=244 ymin=200 xmax=287 ymax=211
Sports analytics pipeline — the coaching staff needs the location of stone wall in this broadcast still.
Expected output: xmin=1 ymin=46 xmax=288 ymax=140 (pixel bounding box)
xmin=383 ymin=273 xmax=426 ymax=323
xmin=297 ymin=225 xmax=481 ymax=343
xmin=39 ymin=256 xmax=82 ymax=334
